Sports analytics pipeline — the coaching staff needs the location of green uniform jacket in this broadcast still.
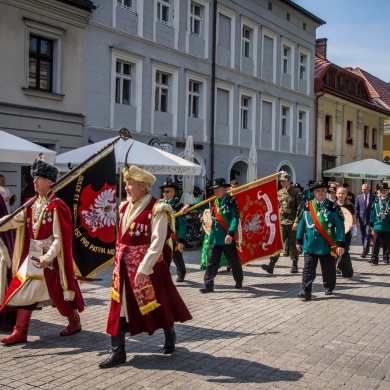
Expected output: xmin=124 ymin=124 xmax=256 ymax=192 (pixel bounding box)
xmin=165 ymin=197 xmax=186 ymax=244
xmin=278 ymin=187 xmax=304 ymax=225
xmin=370 ymin=195 xmax=390 ymax=232
xmin=296 ymin=199 xmax=345 ymax=255
xmin=195 ymin=194 xmax=239 ymax=246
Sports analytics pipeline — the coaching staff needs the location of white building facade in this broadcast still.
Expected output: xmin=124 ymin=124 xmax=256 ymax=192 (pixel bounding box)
xmin=83 ymin=0 xmax=324 ymax=189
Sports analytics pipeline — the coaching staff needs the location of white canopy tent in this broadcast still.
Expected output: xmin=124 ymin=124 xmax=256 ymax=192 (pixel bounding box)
xmin=323 ymin=159 xmax=390 ymax=181
xmin=0 ymin=130 xmax=56 ymax=165
xmin=55 ymin=136 xmax=202 ymax=175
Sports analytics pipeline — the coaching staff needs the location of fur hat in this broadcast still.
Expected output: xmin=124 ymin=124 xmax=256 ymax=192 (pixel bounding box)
xmin=31 ymin=158 xmax=58 ymax=182
xmin=123 ymin=165 xmax=156 ymax=186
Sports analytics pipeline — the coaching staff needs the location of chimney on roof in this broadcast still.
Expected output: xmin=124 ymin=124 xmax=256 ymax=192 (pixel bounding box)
xmin=315 ymin=38 xmax=328 ymax=58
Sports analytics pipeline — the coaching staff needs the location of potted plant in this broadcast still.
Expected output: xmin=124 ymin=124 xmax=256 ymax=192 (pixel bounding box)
xmin=364 ymin=140 xmax=369 ymax=148
xmin=325 ymin=131 xmax=333 ymax=141
xmin=346 ymin=136 xmax=354 ymax=145
xmin=372 ymin=143 xmax=377 ymax=149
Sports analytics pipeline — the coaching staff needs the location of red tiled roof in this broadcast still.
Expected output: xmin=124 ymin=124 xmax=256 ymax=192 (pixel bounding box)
xmin=315 ymin=53 xmax=331 ymax=80
xmin=347 ymin=68 xmax=390 ymax=108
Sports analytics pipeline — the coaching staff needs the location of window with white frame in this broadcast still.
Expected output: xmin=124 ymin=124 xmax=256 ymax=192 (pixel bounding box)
xmin=115 ymin=61 xmax=132 ymax=105
xmin=281 ymin=106 xmax=289 ymax=136
xmin=155 ymin=71 xmax=169 ymax=112
xmin=242 ymin=26 xmax=251 ymax=58
xmin=29 ymin=35 xmax=54 ymax=91
xmin=241 ymin=96 xmax=249 ymax=129
xmin=188 ymin=80 xmax=200 ymax=118
xmin=282 ymin=46 xmax=290 ymax=74
xmin=298 ymin=111 xmax=306 ymax=138
xmin=117 ymin=0 xmax=134 ymax=11
xmin=157 ymin=0 xmax=171 ymax=25
xmin=299 ymin=53 xmax=307 ymax=80
xmin=190 ymin=2 xmax=202 ymax=37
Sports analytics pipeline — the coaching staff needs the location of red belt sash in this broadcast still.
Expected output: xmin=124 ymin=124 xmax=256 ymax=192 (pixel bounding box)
xmin=308 ymin=201 xmax=337 ymax=257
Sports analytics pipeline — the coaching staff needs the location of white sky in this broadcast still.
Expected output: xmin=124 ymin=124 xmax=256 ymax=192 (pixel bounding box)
xmin=294 ymin=0 xmax=390 ymax=82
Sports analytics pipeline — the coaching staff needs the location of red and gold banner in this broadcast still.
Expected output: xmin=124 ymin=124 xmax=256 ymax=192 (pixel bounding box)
xmin=232 ymin=178 xmax=283 ymax=265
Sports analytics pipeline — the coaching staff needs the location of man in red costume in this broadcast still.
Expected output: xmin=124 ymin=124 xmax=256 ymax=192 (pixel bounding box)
xmin=0 ymin=158 xmax=84 ymax=345
xmin=99 ymin=165 xmax=192 ymax=369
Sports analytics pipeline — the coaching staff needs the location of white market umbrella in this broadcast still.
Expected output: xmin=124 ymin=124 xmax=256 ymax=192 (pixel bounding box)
xmin=0 ymin=130 xmax=56 ymax=165
xmin=247 ymin=145 xmax=258 ymax=182
xmin=323 ymin=159 xmax=390 ymax=181
xmin=55 ymin=136 xmax=201 ymax=175
xmin=181 ymin=135 xmax=195 ymax=204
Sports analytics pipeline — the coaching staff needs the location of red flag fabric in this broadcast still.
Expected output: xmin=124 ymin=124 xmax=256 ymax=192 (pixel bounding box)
xmin=232 ymin=178 xmax=283 ymax=265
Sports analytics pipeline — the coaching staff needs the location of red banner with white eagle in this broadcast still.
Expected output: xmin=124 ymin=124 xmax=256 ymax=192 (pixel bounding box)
xmin=232 ymin=178 xmax=283 ymax=265
xmin=54 ymin=148 xmax=117 ymax=278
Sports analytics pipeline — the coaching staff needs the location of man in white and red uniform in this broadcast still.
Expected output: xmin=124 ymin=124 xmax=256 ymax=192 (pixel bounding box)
xmin=0 ymin=159 xmax=84 ymax=345
xmin=99 ymin=165 xmax=192 ymax=369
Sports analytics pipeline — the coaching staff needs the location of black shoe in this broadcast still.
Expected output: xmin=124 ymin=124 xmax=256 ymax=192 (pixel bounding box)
xmin=360 ymin=253 xmax=367 ymax=258
xmin=325 ymin=290 xmax=333 ymax=296
xmin=336 ymin=268 xmax=341 ymax=275
xmin=234 ymin=283 xmax=242 ymax=289
xmin=176 ymin=276 xmax=185 ymax=282
xmin=261 ymin=264 xmax=274 ymax=275
xmin=99 ymin=347 xmax=126 ymax=369
xmin=298 ymin=292 xmax=311 ymax=301
xmin=227 ymin=267 xmax=231 ymax=271
xmin=290 ymin=268 xmax=298 ymax=274
xmin=163 ymin=328 xmax=176 ymax=354
xmin=199 ymin=286 xmax=214 ymax=293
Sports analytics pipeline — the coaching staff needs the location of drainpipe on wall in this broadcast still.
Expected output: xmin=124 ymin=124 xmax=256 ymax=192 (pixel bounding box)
xmin=210 ymin=0 xmax=217 ymax=183
xmin=314 ymin=91 xmax=325 ymax=180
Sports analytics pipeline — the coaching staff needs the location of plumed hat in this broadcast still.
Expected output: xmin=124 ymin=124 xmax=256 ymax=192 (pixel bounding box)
xmin=311 ymin=181 xmax=327 ymax=190
xmin=209 ymin=178 xmax=230 ymax=190
xmin=31 ymin=155 xmax=58 ymax=182
xmin=376 ymin=182 xmax=389 ymax=190
xmin=123 ymin=165 xmax=156 ymax=186
xmin=159 ymin=180 xmax=179 ymax=191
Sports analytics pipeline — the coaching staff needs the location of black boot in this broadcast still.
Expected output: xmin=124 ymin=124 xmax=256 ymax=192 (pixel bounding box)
xmin=290 ymin=260 xmax=298 ymax=273
xmin=99 ymin=331 xmax=126 ymax=369
xmin=261 ymin=258 xmax=276 ymax=274
xmin=162 ymin=327 xmax=176 ymax=354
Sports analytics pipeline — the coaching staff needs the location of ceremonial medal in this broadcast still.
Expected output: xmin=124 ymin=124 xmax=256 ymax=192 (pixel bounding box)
xmin=144 ymin=225 xmax=148 ymax=236
xmin=130 ymin=222 xmax=135 ymax=235
xmin=135 ymin=223 xmax=141 ymax=236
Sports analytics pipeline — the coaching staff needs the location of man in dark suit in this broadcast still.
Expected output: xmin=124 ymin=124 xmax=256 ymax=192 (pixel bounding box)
xmin=354 ymin=183 xmax=375 ymax=258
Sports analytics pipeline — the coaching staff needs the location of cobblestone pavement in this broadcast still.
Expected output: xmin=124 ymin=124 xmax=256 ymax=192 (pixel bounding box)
xmin=1 ymin=239 xmax=390 ymax=389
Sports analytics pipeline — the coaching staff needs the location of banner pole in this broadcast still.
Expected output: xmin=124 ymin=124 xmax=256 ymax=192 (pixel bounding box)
xmin=174 ymin=171 xmax=281 ymax=217
xmin=0 ymin=128 xmax=131 ymax=228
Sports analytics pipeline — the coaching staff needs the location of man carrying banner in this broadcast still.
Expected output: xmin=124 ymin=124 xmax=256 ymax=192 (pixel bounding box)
xmin=99 ymin=166 xmax=192 ymax=369
xmin=261 ymin=172 xmax=303 ymax=274
xmin=159 ymin=180 xmax=187 ymax=282
xmin=181 ymin=178 xmax=243 ymax=293
xmin=296 ymin=181 xmax=345 ymax=301
xmin=0 ymin=158 xmax=84 ymax=345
